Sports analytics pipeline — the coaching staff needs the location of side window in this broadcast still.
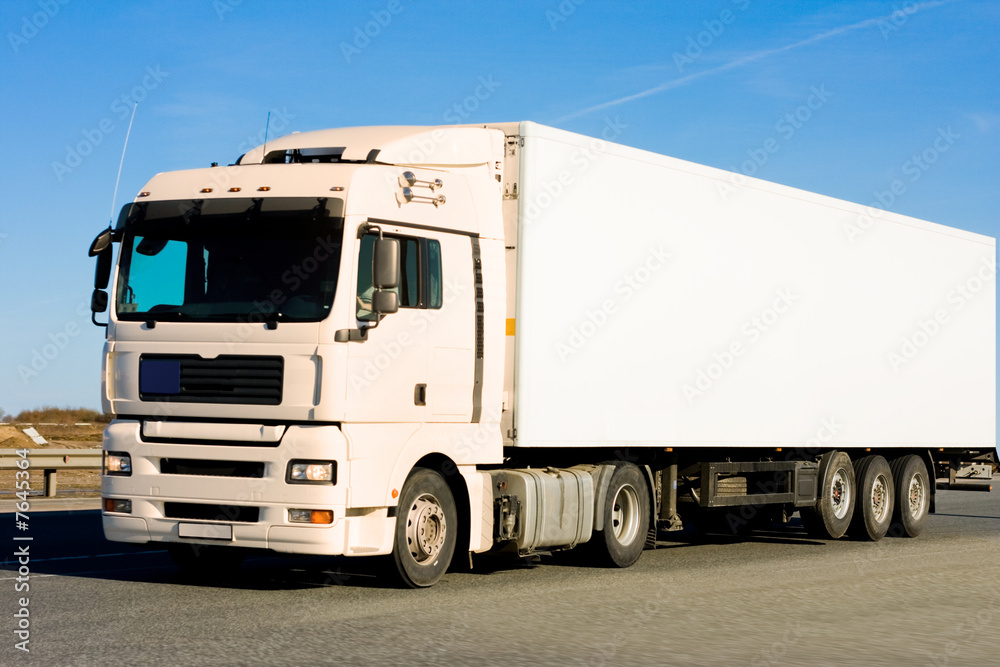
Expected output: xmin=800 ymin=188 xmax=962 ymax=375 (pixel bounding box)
xmin=356 ymin=235 xmax=377 ymax=321
xmin=356 ymin=234 xmax=443 ymax=321
xmin=426 ymin=239 xmax=442 ymax=308
xmin=399 ymin=238 xmax=419 ymax=307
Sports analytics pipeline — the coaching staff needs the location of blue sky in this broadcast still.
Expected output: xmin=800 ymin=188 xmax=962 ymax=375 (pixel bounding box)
xmin=0 ymin=0 xmax=997 ymax=417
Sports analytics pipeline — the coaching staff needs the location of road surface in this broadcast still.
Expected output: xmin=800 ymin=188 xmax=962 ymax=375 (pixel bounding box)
xmin=2 ymin=480 xmax=998 ymax=666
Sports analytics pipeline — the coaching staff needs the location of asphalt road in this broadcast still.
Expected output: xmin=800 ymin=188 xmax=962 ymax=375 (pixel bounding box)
xmin=2 ymin=481 xmax=998 ymax=667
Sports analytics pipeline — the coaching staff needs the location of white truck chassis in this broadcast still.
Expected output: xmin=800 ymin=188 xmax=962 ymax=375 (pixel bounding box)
xmin=89 ymin=122 xmax=996 ymax=586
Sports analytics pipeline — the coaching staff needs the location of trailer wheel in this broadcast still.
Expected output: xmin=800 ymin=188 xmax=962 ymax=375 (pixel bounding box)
xmin=888 ymin=455 xmax=930 ymax=537
xmin=391 ymin=467 xmax=457 ymax=588
xmin=800 ymin=451 xmax=855 ymax=539
xmin=591 ymin=463 xmax=649 ymax=568
xmin=167 ymin=543 xmax=245 ymax=578
xmin=848 ymin=456 xmax=894 ymax=541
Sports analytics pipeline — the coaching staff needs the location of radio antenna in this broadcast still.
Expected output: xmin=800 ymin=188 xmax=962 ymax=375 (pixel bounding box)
xmin=262 ymin=110 xmax=271 ymax=162
xmin=109 ymin=103 xmax=138 ymax=225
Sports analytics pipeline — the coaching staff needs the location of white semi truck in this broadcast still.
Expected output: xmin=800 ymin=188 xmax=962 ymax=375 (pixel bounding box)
xmin=89 ymin=122 xmax=996 ymax=587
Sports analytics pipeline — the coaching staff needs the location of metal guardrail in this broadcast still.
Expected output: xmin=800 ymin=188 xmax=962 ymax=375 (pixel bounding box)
xmin=0 ymin=448 xmax=102 ymax=497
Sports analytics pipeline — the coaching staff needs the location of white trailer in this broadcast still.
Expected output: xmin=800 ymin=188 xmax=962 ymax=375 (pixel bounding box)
xmin=89 ymin=121 xmax=995 ymax=586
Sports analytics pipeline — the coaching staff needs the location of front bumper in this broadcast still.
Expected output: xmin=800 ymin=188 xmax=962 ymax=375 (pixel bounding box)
xmin=100 ymin=419 xmax=393 ymax=556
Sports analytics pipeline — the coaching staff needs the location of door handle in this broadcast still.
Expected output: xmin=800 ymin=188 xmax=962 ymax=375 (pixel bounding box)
xmin=414 ymin=383 xmax=427 ymax=406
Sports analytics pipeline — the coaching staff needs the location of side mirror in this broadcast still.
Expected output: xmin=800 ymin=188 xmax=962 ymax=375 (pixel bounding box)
xmin=91 ymin=289 xmax=109 ymax=314
xmin=94 ymin=246 xmax=112 ymax=288
xmin=89 ymin=228 xmax=115 ymax=328
xmin=372 ymin=290 xmax=399 ymax=315
xmin=373 ymin=237 xmax=399 ymax=289
xmin=89 ymin=228 xmax=113 ymax=257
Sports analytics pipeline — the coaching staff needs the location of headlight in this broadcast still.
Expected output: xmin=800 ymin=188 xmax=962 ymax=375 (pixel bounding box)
xmin=288 ymin=508 xmax=334 ymax=524
xmin=287 ymin=460 xmax=336 ymax=484
xmin=105 ymin=452 xmax=132 ymax=475
xmin=103 ymin=498 xmax=132 ymax=513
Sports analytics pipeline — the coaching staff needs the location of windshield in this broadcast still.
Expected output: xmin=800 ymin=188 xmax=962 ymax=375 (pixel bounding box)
xmin=115 ymin=197 xmax=344 ymax=323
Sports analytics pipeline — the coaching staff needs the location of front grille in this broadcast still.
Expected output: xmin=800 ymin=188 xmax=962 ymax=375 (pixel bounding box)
xmin=164 ymin=502 xmax=259 ymax=523
xmin=160 ymin=458 xmax=265 ymax=478
xmin=140 ymin=355 xmax=283 ymax=405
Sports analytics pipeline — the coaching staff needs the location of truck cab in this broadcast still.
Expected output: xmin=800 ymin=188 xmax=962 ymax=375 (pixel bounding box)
xmin=91 ymin=126 xmax=512 ymax=586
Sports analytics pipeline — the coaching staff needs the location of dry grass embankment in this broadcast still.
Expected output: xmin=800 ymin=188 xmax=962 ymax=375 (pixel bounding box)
xmin=1 ymin=406 xmax=109 ymax=497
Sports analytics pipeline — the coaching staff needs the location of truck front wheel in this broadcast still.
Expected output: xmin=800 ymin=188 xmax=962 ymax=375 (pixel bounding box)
xmin=800 ymin=451 xmax=856 ymax=539
xmin=391 ymin=467 xmax=458 ymax=588
xmin=589 ymin=463 xmax=649 ymax=568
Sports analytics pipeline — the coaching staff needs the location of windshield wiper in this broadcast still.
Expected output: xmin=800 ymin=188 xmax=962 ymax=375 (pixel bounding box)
xmin=139 ymin=311 xmax=192 ymax=328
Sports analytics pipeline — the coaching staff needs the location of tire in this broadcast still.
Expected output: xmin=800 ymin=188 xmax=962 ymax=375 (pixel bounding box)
xmin=800 ymin=451 xmax=855 ymax=539
xmin=888 ymin=455 xmax=930 ymax=537
xmin=590 ymin=463 xmax=650 ymax=568
xmin=848 ymin=456 xmax=894 ymax=541
xmin=391 ymin=468 xmax=458 ymax=588
xmin=167 ymin=543 xmax=245 ymax=578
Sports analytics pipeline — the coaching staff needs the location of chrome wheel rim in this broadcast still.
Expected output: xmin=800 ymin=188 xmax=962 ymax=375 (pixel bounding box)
xmin=406 ymin=493 xmax=447 ymax=564
xmin=611 ymin=484 xmax=641 ymax=546
xmin=830 ymin=469 xmax=851 ymax=520
xmin=871 ymin=473 xmax=890 ymax=523
xmin=907 ymin=474 xmax=926 ymax=520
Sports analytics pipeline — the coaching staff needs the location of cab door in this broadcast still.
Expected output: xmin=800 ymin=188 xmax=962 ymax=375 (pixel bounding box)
xmin=343 ymin=232 xmax=429 ymax=423
xmin=343 ymin=229 xmax=476 ymax=423
xmin=423 ymin=233 xmax=475 ymax=421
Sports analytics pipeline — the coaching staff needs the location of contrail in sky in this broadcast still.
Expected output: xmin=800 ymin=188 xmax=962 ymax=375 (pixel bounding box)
xmin=555 ymin=0 xmax=958 ymax=123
